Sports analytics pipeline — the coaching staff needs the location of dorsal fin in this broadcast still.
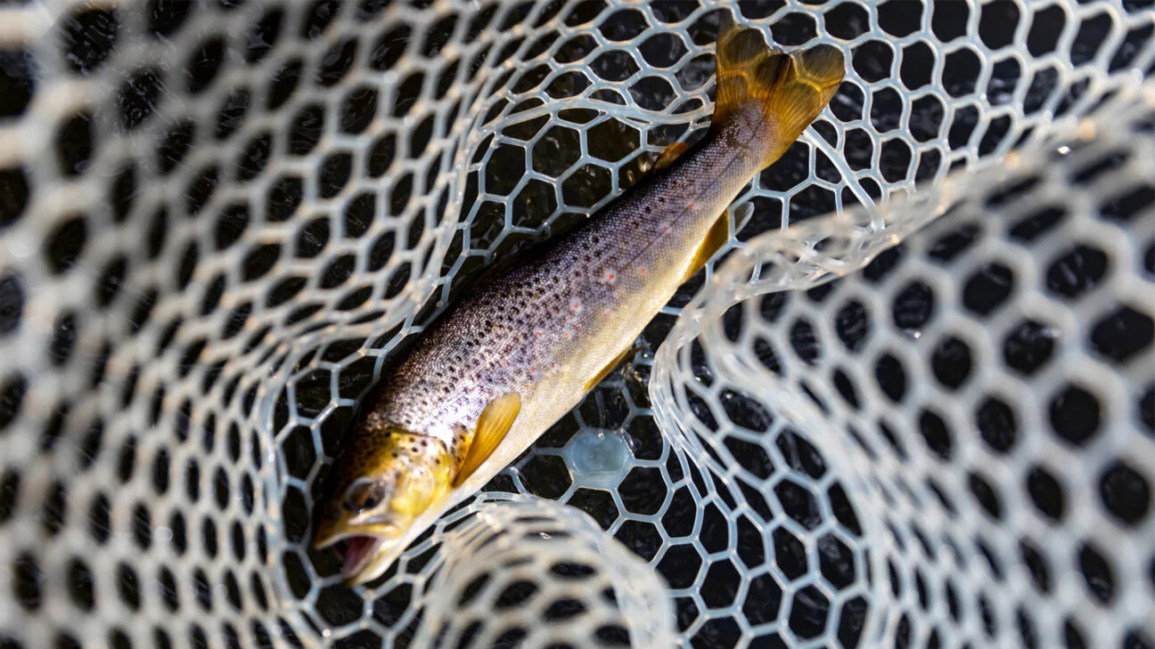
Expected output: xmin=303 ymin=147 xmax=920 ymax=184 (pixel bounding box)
xmin=653 ymin=141 xmax=691 ymax=171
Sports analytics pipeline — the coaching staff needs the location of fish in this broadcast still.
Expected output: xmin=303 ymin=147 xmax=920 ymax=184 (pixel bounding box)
xmin=311 ymin=20 xmax=845 ymax=585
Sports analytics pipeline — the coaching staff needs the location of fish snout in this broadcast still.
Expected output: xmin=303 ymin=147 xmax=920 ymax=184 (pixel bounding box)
xmin=310 ymin=517 xmax=346 ymax=551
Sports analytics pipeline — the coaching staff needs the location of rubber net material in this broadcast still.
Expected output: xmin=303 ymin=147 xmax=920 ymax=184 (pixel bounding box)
xmin=0 ymin=2 xmax=1152 ymax=649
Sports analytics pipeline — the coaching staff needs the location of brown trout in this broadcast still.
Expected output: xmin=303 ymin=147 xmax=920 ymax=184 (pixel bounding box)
xmin=312 ymin=23 xmax=844 ymax=585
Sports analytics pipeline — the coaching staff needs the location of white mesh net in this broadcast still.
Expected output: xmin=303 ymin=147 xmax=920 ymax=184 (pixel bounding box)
xmin=0 ymin=1 xmax=1152 ymax=648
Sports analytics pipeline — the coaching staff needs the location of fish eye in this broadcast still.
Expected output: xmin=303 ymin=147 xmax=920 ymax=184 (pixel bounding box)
xmin=343 ymin=479 xmax=389 ymax=513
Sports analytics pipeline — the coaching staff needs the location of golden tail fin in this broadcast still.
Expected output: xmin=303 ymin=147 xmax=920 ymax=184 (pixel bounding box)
xmin=712 ymin=19 xmax=845 ymax=166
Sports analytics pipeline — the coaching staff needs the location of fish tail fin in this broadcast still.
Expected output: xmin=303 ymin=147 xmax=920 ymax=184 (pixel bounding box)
xmin=712 ymin=19 xmax=845 ymax=166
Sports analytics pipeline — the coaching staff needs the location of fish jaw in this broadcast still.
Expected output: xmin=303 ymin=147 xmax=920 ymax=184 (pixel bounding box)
xmin=340 ymin=536 xmax=385 ymax=583
xmin=311 ymin=519 xmax=405 ymax=585
xmin=312 ymin=481 xmax=458 ymax=585
xmin=345 ymin=537 xmax=410 ymax=585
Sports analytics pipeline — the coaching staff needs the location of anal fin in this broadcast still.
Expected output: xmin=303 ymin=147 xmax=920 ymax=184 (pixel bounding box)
xmin=682 ymin=208 xmax=732 ymax=283
xmin=583 ymin=346 xmax=634 ymax=392
xmin=453 ymin=393 xmax=521 ymax=488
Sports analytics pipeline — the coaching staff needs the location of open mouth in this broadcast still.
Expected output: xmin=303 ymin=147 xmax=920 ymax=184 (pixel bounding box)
xmin=340 ymin=536 xmax=384 ymax=581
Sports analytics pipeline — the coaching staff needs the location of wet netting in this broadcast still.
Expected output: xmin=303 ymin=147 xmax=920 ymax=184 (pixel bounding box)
xmin=0 ymin=1 xmax=1152 ymax=648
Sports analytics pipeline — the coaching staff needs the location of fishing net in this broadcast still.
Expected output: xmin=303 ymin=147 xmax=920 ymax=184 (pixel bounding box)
xmin=0 ymin=1 xmax=1152 ymax=648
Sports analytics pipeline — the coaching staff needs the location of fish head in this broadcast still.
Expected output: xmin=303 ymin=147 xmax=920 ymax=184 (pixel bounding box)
xmin=311 ymin=425 xmax=454 ymax=585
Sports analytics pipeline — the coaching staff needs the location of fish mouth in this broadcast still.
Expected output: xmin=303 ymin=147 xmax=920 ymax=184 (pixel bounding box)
xmin=312 ymin=525 xmax=397 ymax=585
xmin=339 ymin=535 xmax=385 ymax=583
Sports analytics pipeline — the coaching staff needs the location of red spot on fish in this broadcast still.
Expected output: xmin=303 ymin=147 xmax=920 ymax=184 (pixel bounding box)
xmin=660 ymin=224 xmax=672 ymax=234
xmin=603 ymin=269 xmax=617 ymax=285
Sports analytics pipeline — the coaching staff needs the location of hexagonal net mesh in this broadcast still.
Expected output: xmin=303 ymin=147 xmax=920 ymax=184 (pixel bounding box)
xmin=0 ymin=1 xmax=1151 ymax=649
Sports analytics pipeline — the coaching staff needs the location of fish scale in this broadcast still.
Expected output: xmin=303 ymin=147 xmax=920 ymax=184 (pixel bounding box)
xmin=312 ymin=23 xmax=846 ymax=585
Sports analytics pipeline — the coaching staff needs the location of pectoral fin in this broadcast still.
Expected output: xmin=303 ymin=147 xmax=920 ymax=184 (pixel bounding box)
xmin=653 ymin=142 xmax=690 ymax=171
xmin=453 ymin=393 xmax=521 ymax=487
xmin=583 ymin=346 xmax=634 ymax=392
xmin=682 ymin=209 xmax=732 ymax=283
